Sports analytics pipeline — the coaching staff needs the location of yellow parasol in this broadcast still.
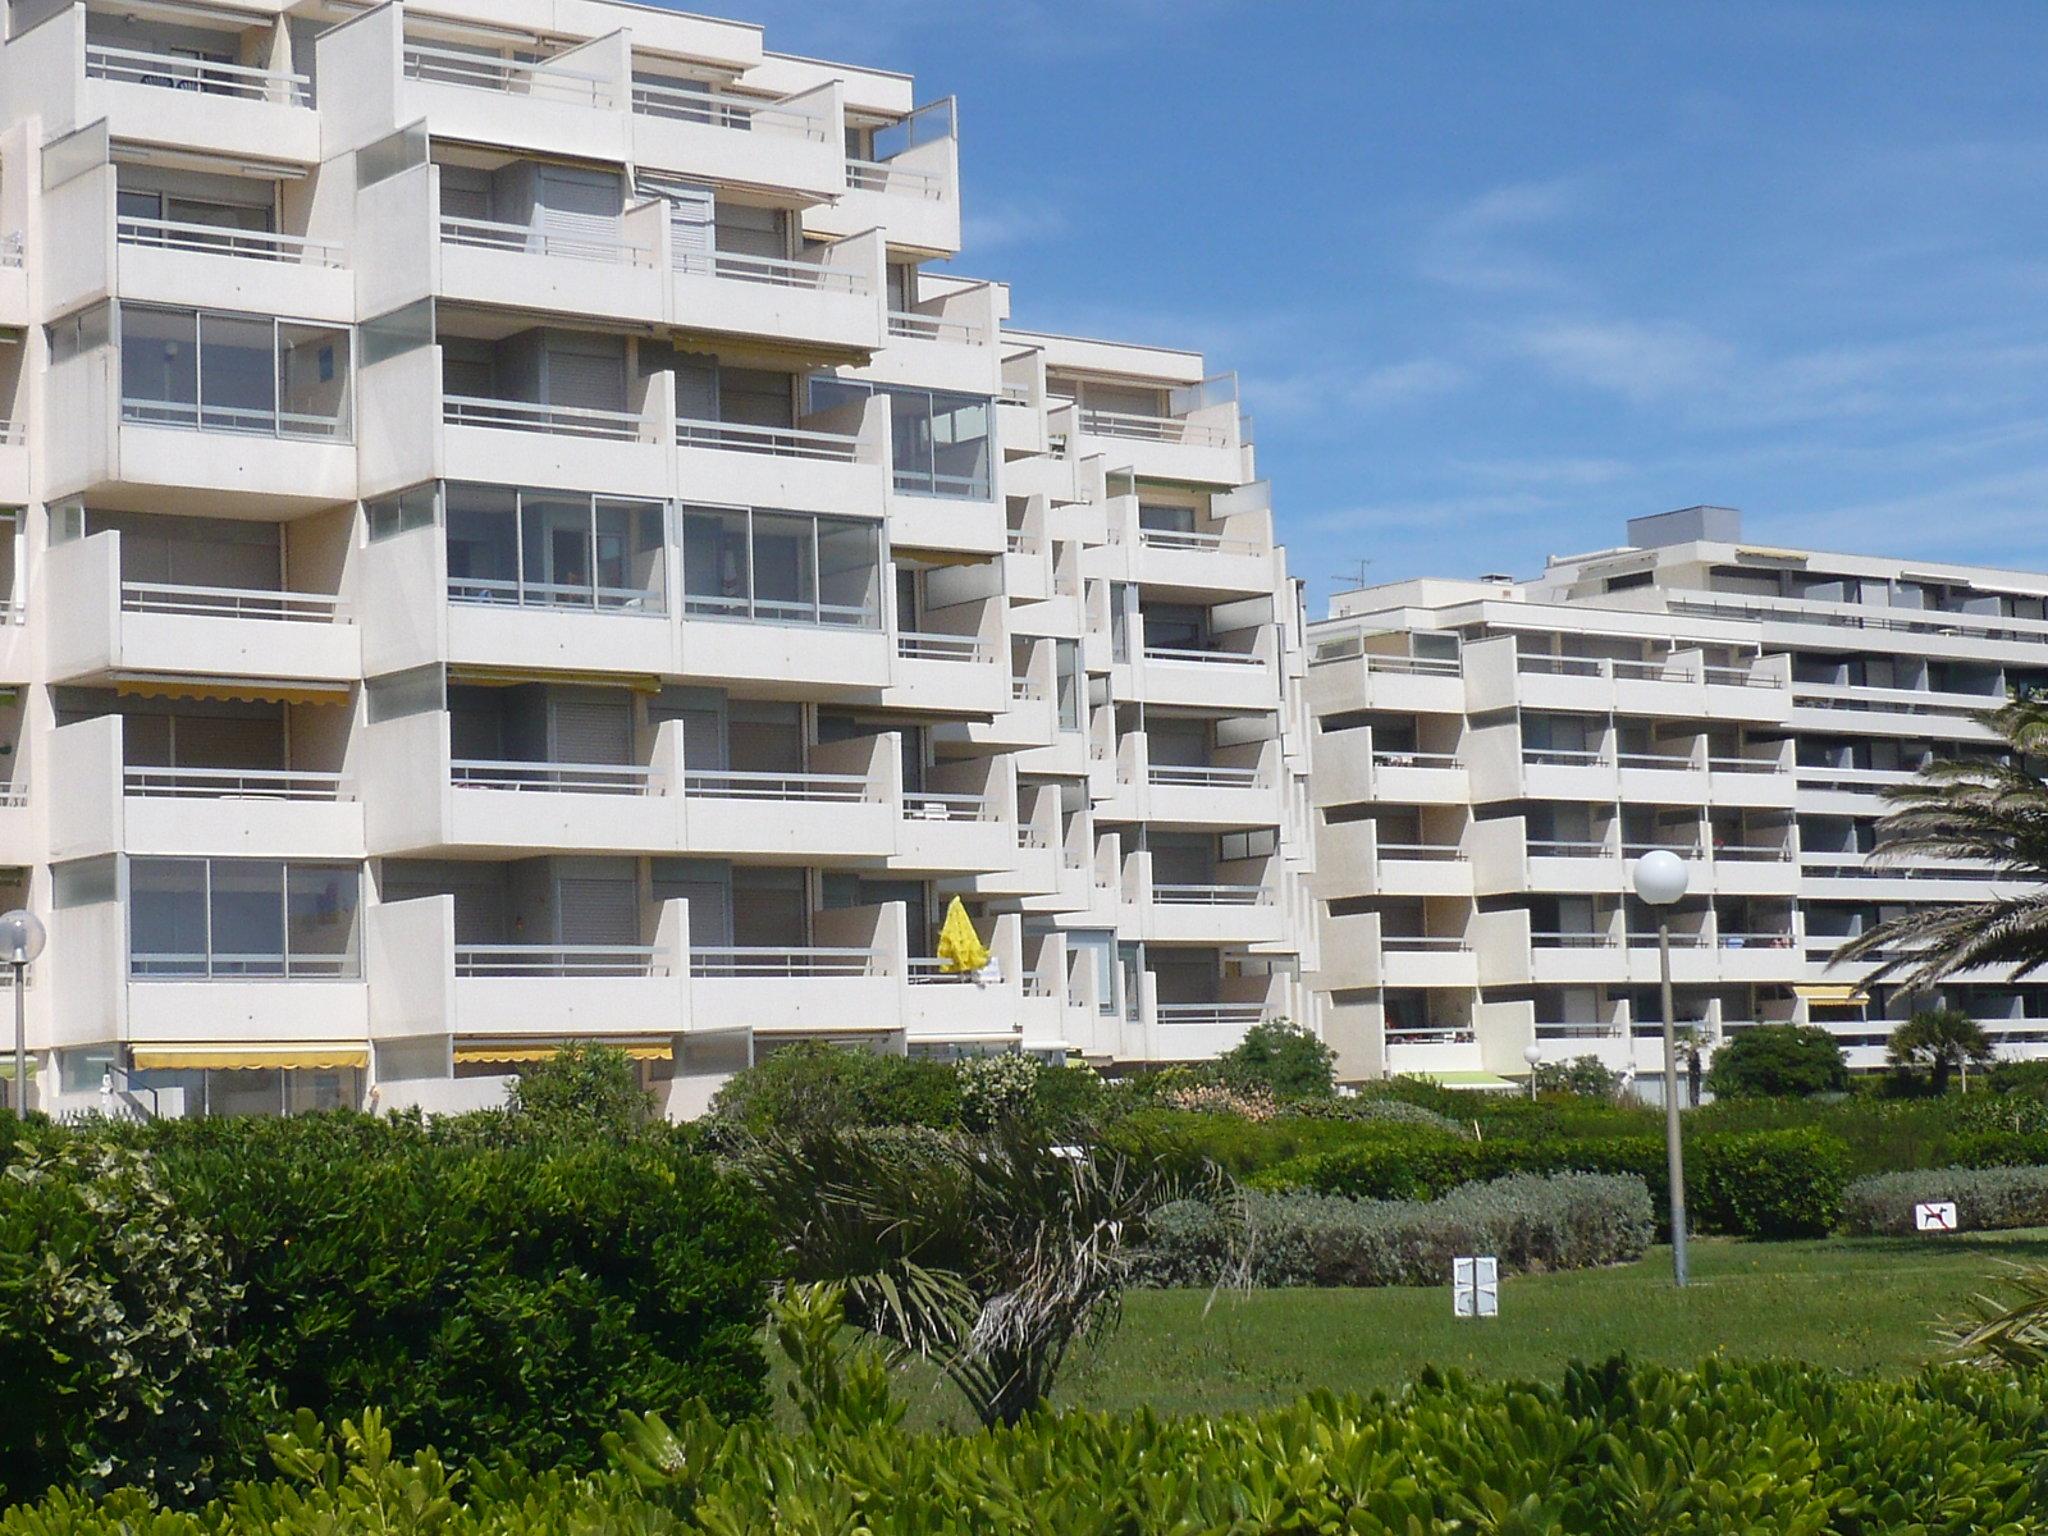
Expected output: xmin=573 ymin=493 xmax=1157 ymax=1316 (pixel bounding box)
xmin=936 ymin=895 xmax=991 ymax=973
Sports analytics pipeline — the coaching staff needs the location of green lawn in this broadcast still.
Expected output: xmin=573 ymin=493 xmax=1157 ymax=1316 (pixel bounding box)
xmin=862 ymin=1230 xmax=2048 ymax=1431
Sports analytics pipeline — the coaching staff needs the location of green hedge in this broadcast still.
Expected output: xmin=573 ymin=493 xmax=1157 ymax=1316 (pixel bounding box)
xmin=1264 ymin=1126 xmax=1849 ymax=1238
xmin=0 ymin=1113 xmax=774 ymax=1504
xmin=10 ymin=1357 xmax=2048 ymax=1533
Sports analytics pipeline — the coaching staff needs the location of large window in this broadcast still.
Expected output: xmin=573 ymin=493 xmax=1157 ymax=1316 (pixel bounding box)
xmin=129 ymin=858 xmax=362 ymax=979
xmin=810 ymin=380 xmax=991 ymax=499
xmin=444 ymin=483 xmax=665 ymax=611
xmin=119 ymin=303 xmax=351 ymax=440
xmin=679 ymin=505 xmax=880 ymax=627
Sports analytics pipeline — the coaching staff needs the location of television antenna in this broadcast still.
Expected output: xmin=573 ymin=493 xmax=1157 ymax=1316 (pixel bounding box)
xmin=1332 ymin=558 xmax=1373 ymax=592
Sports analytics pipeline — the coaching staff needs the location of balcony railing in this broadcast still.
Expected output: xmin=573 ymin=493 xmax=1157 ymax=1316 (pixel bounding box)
xmin=629 ymin=79 xmax=826 ymax=138
xmin=1009 ymin=676 xmax=1043 ymax=703
xmin=1531 ymin=931 xmax=1618 ymax=949
xmin=886 ymin=309 xmax=985 ymax=344
xmin=1377 ymin=842 xmax=1468 ymax=861
xmin=1381 ymin=935 xmax=1470 ymax=952
xmin=903 ymin=791 xmax=990 ymax=822
xmin=132 ymin=950 xmax=356 ymax=979
xmin=447 ymin=576 xmax=663 ymax=614
xmin=1708 ymin=755 xmax=1787 ymax=775
xmin=675 ymin=416 xmax=860 ymax=461
xmin=1372 ymin=750 xmax=1462 ymax=769
xmin=450 ymin=760 xmax=656 ymax=795
xmin=1077 ymin=408 xmax=1229 ymax=447
xmin=1617 ymin=753 xmax=1697 ymax=771
xmin=123 ymin=766 xmax=347 ymax=801
xmin=898 ymin=630 xmax=989 ymax=663
xmin=1521 ymin=749 xmax=1607 ymax=767
xmin=403 ymin=42 xmax=613 ymax=107
xmin=454 ymin=944 xmax=661 ymax=977
xmin=1717 ymin=932 xmax=1797 ymax=949
xmin=1152 ymin=883 xmax=1271 ymax=906
xmin=689 ymin=946 xmax=877 ymax=977
xmin=1143 ymin=645 xmax=1262 ymax=667
xmin=1704 ymin=664 xmax=1782 ymax=688
xmin=845 ymin=158 xmax=943 ymax=198
xmin=1712 ymin=843 xmax=1795 ymax=862
xmin=122 ymin=398 xmax=347 ymax=441
xmin=906 ymin=956 xmax=1002 ymax=986
xmin=1387 ymin=1025 xmax=1478 ymax=1044
xmin=1528 ymin=839 xmax=1609 ymax=858
xmin=118 ymin=216 xmax=343 ymax=267
xmin=681 ymin=769 xmax=870 ymax=802
xmin=1517 ymin=654 xmax=1605 ymax=677
xmin=444 ymin=395 xmax=646 ymax=441
xmin=86 ymin=43 xmax=310 ymax=105
xmin=1621 ymin=842 xmax=1700 ymax=857
xmin=1804 ymin=856 xmax=1994 ymax=882
xmin=121 ymin=581 xmax=345 ymax=623
xmin=1133 ymin=526 xmax=1262 ymax=556
xmin=1147 ymin=764 xmax=1261 ymax=788
xmin=1156 ymin=1003 xmax=1267 ymax=1027
xmin=440 ymin=214 xmax=650 ymax=266
xmin=676 ymin=247 xmax=868 ymax=291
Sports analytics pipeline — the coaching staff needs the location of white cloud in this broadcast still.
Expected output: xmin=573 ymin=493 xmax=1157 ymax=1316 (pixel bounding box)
xmin=1417 ymin=176 xmax=1584 ymax=294
xmin=1510 ymin=318 xmax=1734 ymax=404
xmin=961 ymin=198 xmax=1068 ymax=252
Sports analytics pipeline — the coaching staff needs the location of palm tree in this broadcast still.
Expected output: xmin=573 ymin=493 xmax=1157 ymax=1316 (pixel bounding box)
xmin=1831 ymin=693 xmax=2048 ymax=988
xmin=1887 ymin=1007 xmax=1994 ymax=1093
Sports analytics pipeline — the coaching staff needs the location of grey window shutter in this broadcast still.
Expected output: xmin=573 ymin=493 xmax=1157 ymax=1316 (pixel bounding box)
xmin=637 ymin=176 xmax=714 ymax=271
xmin=556 ymin=878 xmax=640 ymax=945
xmin=543 ymin=340 xmax=627 ymax=414
xmin=550 ymin=697 xmax=632 ymax=764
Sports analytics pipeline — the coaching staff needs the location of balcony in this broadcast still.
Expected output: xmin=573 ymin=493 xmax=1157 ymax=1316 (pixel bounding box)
xmin=437 ymin=208 xmax=663 ymax=326
xmin=1461 ymin=641 xmax=1790 ymax=724
xmin=630 ymin=77 xmax=842 ymax=201
xmin=680 ymin=731 xmax=895 ymax=859
xmin=1517 ymin=748 xmax=1620 ymax=802
xmin=113 ymin=213 xmax=352 ymax=321
xmin=437 ymin=378 xmax=670 ymax=501
xmin=1128 ymin=640 xmax=1276 ymax=712
xmin=1616 ymin=750 xmax=1710 ymax=804
xmin=673 ymin=237 xmax=883 ymax=357
xmin=1308 ymin=633 xmax=1467 ymax=714
xmin=812 ymin=99 xmax=961 ymax=256
xmin=891 ymin=627 xmax=1007 ymax=714
xmin=46 ymin=533 xmax=358 ymax=688
xmin=688 ymin=902 xmax=902 ymax=1035
xmin=1064 ymin=402 xmax=1243 ymax=486
xmin=1314 ymin=726 xmax=1468 ymax=807
xmin=393 ymin=36 xmax=629 ymax=163
xmin=1129 ymin=875 xmax=1283 ymax=946
xmin=675 ymin=395 xmax=887 ymax=515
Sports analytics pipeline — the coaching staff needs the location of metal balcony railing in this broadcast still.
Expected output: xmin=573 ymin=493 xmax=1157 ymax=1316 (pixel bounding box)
xmin=1531 ymin=931 xmax=1619 ymax=949
xmin=87 ymin=43 xmax=310 ymax=105
xmin=455 ymin=944 xmax=661 ymax=977
xmin=444 ymin=395 xmax=646 ymax=441
xmin=898 ymin=630 xmax=989 ymax=663
xmin=677 ymin=247 xmax=868 ymax=291
xmin=1528 ymin=840 xmax=1609 ymax=858
xmin=845 ymin=157 xmax=944 ymax=197
xmin=441 ymin=214 xmax=649 ymax=266
xmin=121 ymin=581 xmax=345 ymax=623
xmin=903 ymin=791 xmax=991 ymax=822
xmin=124 ymin=766 xmax=347 ymax=801
xmin=446 ymin=576 xmax=663 ymax=613
xmin=403 ymin=42 xmax=612 ymax=107
xmin=122 ymin=397 xmax=346 ymax=441
xmin=118 ymin=216 xmax=343 ymax=267
xmin=1371 ymin=749 xmax=1462 ymax=769
xmin=1152 ymin=883 xmax=1272 ymax=906
xmin=681 ymin=769 xmax=870 ymax=802
xmin=1147 ymin=764 xmax=1261 ymax=788
xmin=1155 ymin=1003 xmax=1266 ymax=1027
xmin=1377 ymin=842 xmax=1468 ymax=861
xmin=1143 ymin=644 xmax=1262 ymax=666
xmin=1077 ymin=408 xmax=1229 ymax=447
xmin=689 ymin=946 xmax=877 ymax=977
xmin=629 ymin=79 xmax=826 ymax=138
xmin=886 ymin=309 xmax=985 ymax=344
xmin=674 ymin=416 xmax=860 ymax=460
xmin=451 ymin=760 xmax=656 ymax=795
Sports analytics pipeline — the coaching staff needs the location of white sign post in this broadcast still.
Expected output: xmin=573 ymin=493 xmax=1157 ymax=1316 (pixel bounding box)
xmin=1452 ymin=1256 xmax=1499 ymax=1318
xmin=1914 ymin=1200 xmax=1958 ymax=1233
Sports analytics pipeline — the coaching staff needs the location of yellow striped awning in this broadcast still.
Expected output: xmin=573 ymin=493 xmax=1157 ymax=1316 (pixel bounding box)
xmin=448 ymin=666 xmax=662 ymax=693
xmin=454 ymin=1041 xmax=672 ymax=1064
xmin=1794 ymin=983 xmax=1869 ymax=1006
xmin=131 ymin=1044 xmax=369 ymax=1070
xmin=114 ymin=674 xmax=351 ymax=707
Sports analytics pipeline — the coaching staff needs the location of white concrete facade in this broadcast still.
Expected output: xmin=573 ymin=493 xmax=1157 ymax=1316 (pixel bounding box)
xmin=3 ymin=0 xmax=1316 ymax=1118
xmin=1308 ymin=506 xmax=2048 ymax=1081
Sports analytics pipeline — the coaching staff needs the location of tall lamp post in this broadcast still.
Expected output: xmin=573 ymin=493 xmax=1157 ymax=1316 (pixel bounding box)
xmin=1 ymin=909 xmax=46 ymax=1115
xmin=1631 ymin=850 xmax=1690 ymax=1288
xmin=1522 ymin=1042 xmax=1542 ymax=1100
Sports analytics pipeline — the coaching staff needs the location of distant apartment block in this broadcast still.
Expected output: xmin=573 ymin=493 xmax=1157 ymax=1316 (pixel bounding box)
xmin=1308 ymin=507 xmax=2048 ymax=1084
xmin=1 ymin=0 xmax=1316 ymax=1117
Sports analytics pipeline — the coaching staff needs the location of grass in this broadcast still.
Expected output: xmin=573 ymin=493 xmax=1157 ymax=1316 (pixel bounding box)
xmin=856 ymin=1229 xmax=2048 ymax=1431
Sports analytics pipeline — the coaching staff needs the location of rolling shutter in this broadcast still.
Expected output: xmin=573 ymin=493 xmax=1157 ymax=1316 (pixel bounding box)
xmin=636 ymin=175 xmax=714 ymax=272
xmin=550 ymin=696 xmax=632 ymax=764
xmin=556 ymin=878 xmax=640 ymax=945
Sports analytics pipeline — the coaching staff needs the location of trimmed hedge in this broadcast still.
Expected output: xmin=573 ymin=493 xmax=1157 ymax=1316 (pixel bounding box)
xmin=1263 ymin=1126 xmax=1849 ymax=1238
xmin=1134 ymin=1172 xmax=1653 ymax=1288
xmin=0 ymin=1113 xmax=775 ymax=1504
xmin=10 ymin=1357 xmax=2048 ymax=1533
xmin=1842 ymin=1163 xmax=2048 ymax=1236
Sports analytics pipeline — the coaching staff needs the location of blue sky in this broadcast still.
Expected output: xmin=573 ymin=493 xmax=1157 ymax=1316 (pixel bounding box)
xmin=709 ymin=1 xmax=2048 ymax=614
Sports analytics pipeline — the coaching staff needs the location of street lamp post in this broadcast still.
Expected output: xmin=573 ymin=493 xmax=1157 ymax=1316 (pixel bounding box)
xmin=1522 ymin=1041 xmax=1542 ymax=1100
xmin=1631 ymin=850 xmax=1690 ymax=1288
xmin=1 ymin=909 xmax=46 ymax=1116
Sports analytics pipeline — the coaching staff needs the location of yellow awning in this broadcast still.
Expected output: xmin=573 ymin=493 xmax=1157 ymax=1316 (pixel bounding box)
xmin=1795 ymin=983 xmax=1869 ymax=1006
xmin=898 ymin=548 xmax=997 ymax=568
xmin=448 ymin=666 xmax=661 ymax=693
xmin=132 ymin=1045 xmax=369 ymax=1070
xmin=454 ymin=1041 xmax=672 ymax=1064
xmin=114 ymin=674 xmax=351 ymax=707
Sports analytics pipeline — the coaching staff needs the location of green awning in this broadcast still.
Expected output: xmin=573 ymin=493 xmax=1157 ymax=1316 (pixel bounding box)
xmin=1416 ymin=1070 xmax=1517 ymax=1091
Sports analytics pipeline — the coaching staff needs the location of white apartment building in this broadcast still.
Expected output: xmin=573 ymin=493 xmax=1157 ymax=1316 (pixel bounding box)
xmin=1309 ymin=505 xmax=2048 ymax=1083
xmin=0 ymin=0 xmax=1315 ymax=1118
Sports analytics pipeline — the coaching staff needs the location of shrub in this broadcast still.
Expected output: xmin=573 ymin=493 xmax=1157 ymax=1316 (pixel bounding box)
xmin=1690 ymin=1127 xmax=1848 ymax=1239
xmin=1706 ymin=1024 xmax=1848 ymax=1098
xmin=0 ymin=1137 xmax=239 ymax=1504
xmin=1887 ymin=1008 xmax=1996 ymax=1095
xmin=503 ymin=1040 xmax=653 ymax=1135
xmin=1533 ymin=1054 xmax=1623 ymax=1098
xmin=1988 ymin=1058 xmax=2048 ymax=1099
xmin=1214 ymin=1019 xmax=1335 ymax=1099
xmin=1841 ymin=1163 xmax=2048 ymax=1236
xmin=956 ymin=1051 xmax=1041 ymax=1129
xmin=1133 ymin=1172 xmax=1653 ymax=1289
xmin=708 ymin=1042 xmax=962 ymax=1133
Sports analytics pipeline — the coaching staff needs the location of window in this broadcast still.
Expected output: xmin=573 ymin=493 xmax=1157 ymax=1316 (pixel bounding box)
xmin=678 ymin=505 xmax=879 ymax=627
xmin=809 ymin=379 xmax=992 ymax=498
xmin=129 ymin=857 xmax=361 ymax=979
xmin=120 ymin=304 xmax=351 ymax=439
xmin=443 ymin=483 xmax=664 ymax=611
xmin=366 ymin=483 xmax=437 ymax=541
xmin=46 ymin=301 xmax=113 ymax=363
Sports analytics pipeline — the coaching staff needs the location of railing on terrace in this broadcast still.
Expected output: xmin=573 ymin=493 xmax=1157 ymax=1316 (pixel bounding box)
xmin=1156 ymin=1003 xmax=1267 ymax=1027
xmin=402 ymin=42 xmax=612 ymax=107
xmin=0 ymin=782 xmax=25 ymax=808
xmin=1147 ymin=764 xmax=1261 ymax=788
xmin=1711 ymin=843 xmax=1795 ymax=861
xmin=689 ymin=946 xmax=876 ymax=977
xmin=1377 ymin=842 xmax=1468 ymax=861
xmin=455 ymin=944 xmax=660 ymax=977
xmin=1804 ymin=856 xmax=1996 ymax=882
xmin=1381 ymin=935 xmax=1470 ymax=951
xmin=682 ymin=769 xmax=869 ymax=802
xmin=1535 ymin=1023 xmax=1623 ymax=1038
xmin=898 ymin=630 xmax=988 ymax=663
xmin=1016 ymin=824 xmax=1047 ymax=849
xmin=1521 ymin=748 xmax=1608 ymax=767
xmin=1004 ymin=528 xmax=1036 ymax=554
xmin=1151 ymin=882 xmax=1271 ymax=906
xmin=1386 ymin=1026 xmax=1478 ymax=1044
xmin=1143 ymin=644 xmax=1261 ymax=666
xmin=1612 ymin=658 xmax=1699 ymax=683
xmin=682 ymin=593 xmax=873 ymax=627
xmin=1621 ymin=842 xmax=1701 ymax=857
xmin=886 ymin=309 xmax=985 ymax=344
xmin=1630 ymin=931 xmax=1712 ymax=949
xmin=903 ymin=791 xmax=990 ymax=822
xmin=1371 ymin=749 xmax=1463 ymax=769
xmin=446 ymin=576 xmax=662 ymax=613
xmin=1517 ymin=654 xmax=1605 ymax=677
xmin=998 ymin=383 xmax=1034 ymax=405
xmin=118 ymin=216 xmax=343 ymax=267
xmin=131 ymin=951 xmax=355 ymax=979
xmin=1617 ymin=752 xmax=1698 ymax=771
xmin=629 ymin=79 xmax=824 ymax=137
xmin=1708 ymin=755 xmax=1787 ymax=774
xmin=122 ymin=397 xmax=346 ymax=440
xmin=845 ymin=158 xmax=943 ymax=197
xmin=906 ymin=956 xmax=1005 ymax=986
xmin=675 ymin=416 xmax=859 ymax=460
xmin=1716 ymin=932 xmax=1797 ymax=949
xmin=1133 ymin=526 xmax=1263 ymax=556
xmin=87 ymin=44 xmax=309 ymax=105
xmin=1528 ymin=839 xmax=1610 ymax=858
xmin=1793 ymin=766 xmax=1917 ymax=791
xmin=1704 ymin=664 xmax=1781 ymax=688
xmin=1307 ymin=632 xmax=1463 ymax=672
xmin=121 ymin=581 xmax=345 ymax=623
xmin=123 ymin=766 xmax=347 ymax=801
xmin=676 ymin=247 xmax=867 ymax=291
xmin=441 ymin=214 xmax=648 ymax=266
xmin=451 ymin=760 xmax=655 ymax=794
xmin=1009 ymin=676 xmax=1043 ymax=702
xmin=445 ymin=395 xmax=646 ymax=441
xmin=1669 ymin=592 xmax=2048 ymax=647
xmin=1532 ymin=931 xmax=1618 ymax=948
xmin=1077 ymin=408 xmax=1229 ymax=447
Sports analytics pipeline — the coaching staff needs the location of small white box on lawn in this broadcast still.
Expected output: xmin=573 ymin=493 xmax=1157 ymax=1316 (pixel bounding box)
xmin=1914 ymin=1201 xmax=1958 ymax=1233
xmin=1453 ymin=1256 xmax=1499 ymax=1318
